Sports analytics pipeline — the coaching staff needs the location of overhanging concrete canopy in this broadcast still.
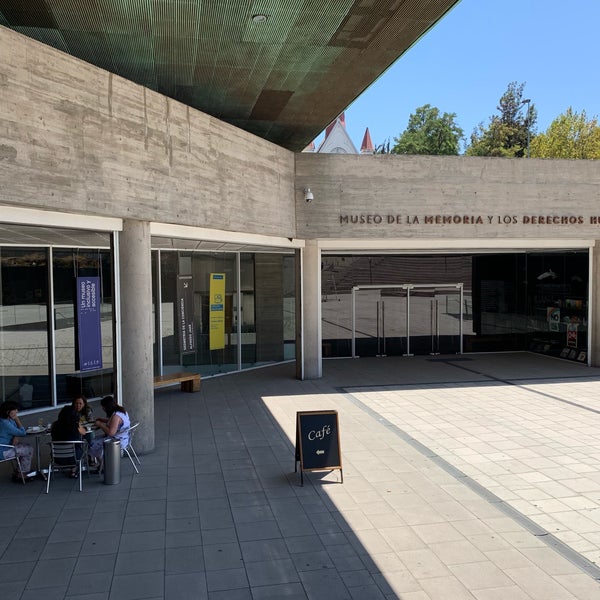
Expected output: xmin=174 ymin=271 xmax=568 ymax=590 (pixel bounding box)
xmin=0 ymin=0 xmax=460 ymax=151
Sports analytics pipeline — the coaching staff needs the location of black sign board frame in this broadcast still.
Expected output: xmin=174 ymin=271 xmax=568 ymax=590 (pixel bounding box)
xmin=295 ymin=410 xmax=343 ymax=486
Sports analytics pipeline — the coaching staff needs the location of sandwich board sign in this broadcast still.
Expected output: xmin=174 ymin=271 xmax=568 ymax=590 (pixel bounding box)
xmin=295 ymin=410 xmax=343 ymax=485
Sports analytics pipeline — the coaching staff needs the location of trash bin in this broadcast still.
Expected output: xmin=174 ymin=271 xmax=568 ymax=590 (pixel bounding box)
xmin=103 ymin=438 xmax=121 ymax=485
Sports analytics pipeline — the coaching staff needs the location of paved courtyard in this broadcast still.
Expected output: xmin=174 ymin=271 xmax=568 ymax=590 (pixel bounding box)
xmin=2 ymin=352 xmax=600 ymax=599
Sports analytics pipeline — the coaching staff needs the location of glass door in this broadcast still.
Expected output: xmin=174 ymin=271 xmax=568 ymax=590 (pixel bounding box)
xmin=351 ymin=286 xmax=407 ymax=357
xmin=407 ymin=285 xmax=463 ymax=355
xmin=352 ymin=284 xmax=463 ymax=357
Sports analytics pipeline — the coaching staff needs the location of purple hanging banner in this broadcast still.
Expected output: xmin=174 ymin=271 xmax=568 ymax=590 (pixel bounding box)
xmin=177 ymin=275 xmax=196 ymax=353
xmin=76 ymin=276 xmax=103 ymax=371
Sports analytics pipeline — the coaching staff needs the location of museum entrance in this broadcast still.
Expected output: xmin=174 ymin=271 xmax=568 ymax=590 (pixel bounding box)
xmin=320 ymin=252 xmax=589 ymax=363
xmin=350 ymin=284 xmax=464 ymax=357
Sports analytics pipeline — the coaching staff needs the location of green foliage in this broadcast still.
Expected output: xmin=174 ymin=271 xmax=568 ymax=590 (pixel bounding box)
xmin=466 ymin=82 xmax=537 ymax=157
xmin=391 ymin=104 xmax=463 ymax=155
xmin=530 ymin=108 xmax=600 ymax=159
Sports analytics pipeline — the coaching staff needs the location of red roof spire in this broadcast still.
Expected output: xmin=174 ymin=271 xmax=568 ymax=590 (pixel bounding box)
xmin=360 ymin=127 xmax=374 ymax=154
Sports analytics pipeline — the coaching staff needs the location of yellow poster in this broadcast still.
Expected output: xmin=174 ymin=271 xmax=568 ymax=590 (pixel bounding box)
xmin=209 ymin=273 xmax=226 ymax=350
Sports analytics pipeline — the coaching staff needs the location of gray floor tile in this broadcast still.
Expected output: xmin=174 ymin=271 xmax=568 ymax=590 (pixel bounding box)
xmin=115 ymin=548 xmax=166 ymax=575
xmin=166 ymin=517 xmax=200 ymax=533
xmin=240 ymin=538 xmax=290 ymax=562
xmin=166 ymin=499 xmax=199 ymax=519
xmin=348 ymin=583 xmax=386 ymax=599
xmin=87 ymin=511 xmax=125 ymax=533
xmin=285 ymin=535 xmax=326 ymax=554
xmin=79 ymin=531 xmax=121 ymax=556
xmin=17 ymin=516 xmax=56 ymax=538
xmin=126 ymin=500 xmax=167 ymax=516
xmin=299 ymin=570 xmax=351 ymax=600
xmin=67 ymin=571 xmax=112 ymax=595
xmin=119 ymin=530 xmax=166 ymax=553
xmin=203 ymin=542 xmax=243 ymax=571
xmin=164 ymin=571 xmax=208 ymax=599
xmin=21 ymin=585 xmax=69 ymax=600
xmin=251 ymin=582 xmax=309 ymax=599
xmin=165 ymin=545 xmax=204 ymax=574
xmin=166 ymin=529 xmax=203 ymax=548
xmin=0 ymin=559 xmax=36 ymax=582
xmin=74 ymin=553 xmax=117 ymax=575
xmin=208 ymin=588 xmax=252 ymax=600
xmin=1 ymin=580 xmax=25 ymax=600
xmin=166 ymin=484 xmax=198 ymax=501
xmin=0 ymin=536 xmax=47 ymax=563
xmin=109 ymin=571 xmax=165 ymax=599
xmin=122 ymin=514 xmax=166 ymax=533
xmin=292 ymin=549 xmax=335 ymax=572
xmin=206 ymin=567 xmax=248 ymax=591
xmin=40 ymin=539 xmax=84 ymax=559
xmin=93 ymin=499 xmax=128 ymax=514
xmin=26 ymin=556 xmax=77 ymax=588
xmin=198 ymin=506 xmax=235 ymax=529
xmin=245 ymin=557 xmax=299 ymax=587
xmin=232 ymin=504 xmax=275 ymax=524
xmin=200 ymin=528 xmax=238 ymax=545
xmin=236 ymin=520 xmax=282 ymax=542
xmin=128 ymin=486 xmax=168 ymax=501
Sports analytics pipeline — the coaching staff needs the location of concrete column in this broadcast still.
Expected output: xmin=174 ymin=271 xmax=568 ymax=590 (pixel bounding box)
xmin=302 ymin=240 xmax=322 ymax=379
xmin=590 ymin=242 xmax=600 ymax=367
xmin=119 ymin=220 xmax=155 ymax=453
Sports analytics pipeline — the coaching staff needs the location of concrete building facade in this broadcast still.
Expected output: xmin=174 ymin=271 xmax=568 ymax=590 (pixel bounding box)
xmin=2 ymin=27 xmax=599 ymax=453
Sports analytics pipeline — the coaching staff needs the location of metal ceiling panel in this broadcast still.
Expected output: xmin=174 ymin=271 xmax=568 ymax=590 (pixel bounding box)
xmin=50 ymin=0 xmax=102 ymax=31
xmin=0 ymin=0 xmax=461 ymax=151
xmin=13 ymin=25 xmax=67 ymax=52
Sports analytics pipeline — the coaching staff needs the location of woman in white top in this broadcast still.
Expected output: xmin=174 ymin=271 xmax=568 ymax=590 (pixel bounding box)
xmin=88 ymin=395 xmax=131 ymax=466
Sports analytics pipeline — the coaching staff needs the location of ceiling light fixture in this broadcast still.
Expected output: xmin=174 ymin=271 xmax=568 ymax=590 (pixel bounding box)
xmin=251 ymin=14 xmax=268 ymax=23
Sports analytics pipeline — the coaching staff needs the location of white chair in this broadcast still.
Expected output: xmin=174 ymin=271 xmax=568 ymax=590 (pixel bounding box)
xmin=121 ymin=422 xmax=141 ymax=474
xmin=96 ymin=422 xmax=142 ymax=476
xmin=0 ymin=443 xmax=26 ymax=484
xmin=46 ymin=441 xmax=88 ymax=492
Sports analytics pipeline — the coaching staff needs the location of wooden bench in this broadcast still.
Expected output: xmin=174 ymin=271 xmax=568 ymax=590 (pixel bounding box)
xmin=153 ymin=372 xmax=201 ymax=393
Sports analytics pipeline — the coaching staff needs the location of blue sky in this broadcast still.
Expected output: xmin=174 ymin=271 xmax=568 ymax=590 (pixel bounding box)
xmin=334 ymin=0 xmax=600 ymax=151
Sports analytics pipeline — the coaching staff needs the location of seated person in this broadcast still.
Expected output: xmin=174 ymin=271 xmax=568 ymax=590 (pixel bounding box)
xmin=72 ymin=395 xmax=93 ymax=424
xmin=72 ymin=395 xmax=94 ymax=446
xmin=51 ymin=406 xmax=87 ymax=478
xmin=88 ymin=395 xmax=131 ymax=469
xmin=0 ymin=400 xmax=34 ymax=481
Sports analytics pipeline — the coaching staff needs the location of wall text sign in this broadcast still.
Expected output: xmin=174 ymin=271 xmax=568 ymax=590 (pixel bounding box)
xmin=340 ymin=214 xmax=600 ymax=227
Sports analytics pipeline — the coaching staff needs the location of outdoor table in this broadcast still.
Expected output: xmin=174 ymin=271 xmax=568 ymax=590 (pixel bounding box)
xmin=25 ymin=425 xmax=51 ymax=479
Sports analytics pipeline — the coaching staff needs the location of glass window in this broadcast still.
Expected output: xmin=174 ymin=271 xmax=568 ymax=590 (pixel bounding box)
xmin=0 ymin=247 xmax=51 ymax=408
xmin=53 ymin=249 xmax=114 ymax=403
xmin=155 ymin=248 xmax=296 ymax=377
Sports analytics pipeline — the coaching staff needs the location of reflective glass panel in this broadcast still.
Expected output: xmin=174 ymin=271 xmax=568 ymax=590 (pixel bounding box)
xmin=53 ymin=249 xmax=114 ymax=403
xmin=0 ymin=247 xmax=51 ymax=408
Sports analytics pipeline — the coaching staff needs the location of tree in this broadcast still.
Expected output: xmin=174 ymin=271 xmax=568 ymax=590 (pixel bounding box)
xmin=530 ymin=108 xmax=600 ymax=159
xmin=466 ymin=82 xmax=537 ymax=157
xmin=392 ymin=104 xmax=463 ymax=155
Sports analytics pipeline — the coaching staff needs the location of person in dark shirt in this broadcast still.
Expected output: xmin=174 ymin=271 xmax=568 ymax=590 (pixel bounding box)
xmin=51 ymin=405 xmax=86 ymax=477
